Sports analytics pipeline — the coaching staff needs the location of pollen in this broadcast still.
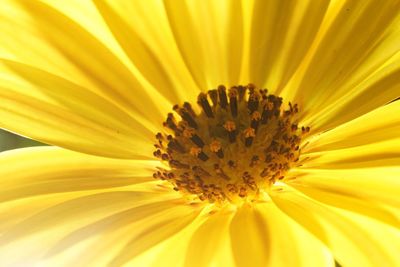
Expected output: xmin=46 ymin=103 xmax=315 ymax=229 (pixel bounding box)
xmin=153 ymin=84 xmax=310 ymax=204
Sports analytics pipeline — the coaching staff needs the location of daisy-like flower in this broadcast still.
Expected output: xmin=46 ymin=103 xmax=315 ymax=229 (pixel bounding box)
xmin=0 ymin=0 xmax=399 ymax=266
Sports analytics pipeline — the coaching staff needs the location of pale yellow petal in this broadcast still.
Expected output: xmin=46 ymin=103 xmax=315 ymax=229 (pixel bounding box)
xmin=127 ymin=209 xmax=207 ymax=267
xmin=0 ymin=196 xmax=191 ymax=267
xmin=248 ymin=0 xmax=330 ymax=93
xmin=184 ymin=208 xmax=235 ymax=267
xmin=164 ymin=0 xmax=244 ymax=89
xmin=330 ymin=208 xmax=400 ymax=267
xmin=271 ymin=185 xmax=398 ymax=267
xmin=0 ymin=146 xmax=184 ymax=266
xmin=303 ymin=140 xmax=400 ymax=169
xmin=286 ymin=167 xmax=400 ymax=223
xmin=229 ymin=204 xmax=269 ymax=267
xmin=256 ymin=203 xmax=334 ymax=267
xmin=0 ymin=60 xmax=156 ymax=158
xmin=286 ymin=0 xmax=400 ymax=130
xmin=0 ymin=146 xmax=158 ymax=202
xmin=93 ymin=0 xmax=200 ymax=104
xmin=106 ymin=202 xmax=202 ymax=267
xmin=304 ymin=100 xmax=400 ymax=152
xmin=0 ymin=0 xmax=169 ymax=130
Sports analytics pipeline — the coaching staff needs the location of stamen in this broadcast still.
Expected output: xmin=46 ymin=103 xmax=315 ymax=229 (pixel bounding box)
xmin=183 ymin=128 xmax=205 ymax=147
xmin=248 ymin=90 xmax=260 ymax=114
xmin=175 ymin=105 xmax=198 ymax=129
xmin=223 ymin=121 xmax=237 ymax=143
xmin=183 ymin=102 xmax=196 ymax=117
xmin=208 ymin=89 xmax=218 ymax=107
xmin=190 ymin=147 xmax=209 ymax=161
xmin=197 ymin=93 xmax=214 ymax=118
xmin=218 ymin=85 xmax=228 ymax=109
xmin=210 ymin=140 xmax=224 ymax=158
xmin=229 ymin=87 xmax=238 ymax=117
xmin=251 ymin=111 xmax=261 ymax=132
xmin=153 ymin=84 xmax=309 ymax=204
xmin=237 ymin=85 xmax=247 ymax=102
xmin=243 ymin=127 xmax=256 ymax=147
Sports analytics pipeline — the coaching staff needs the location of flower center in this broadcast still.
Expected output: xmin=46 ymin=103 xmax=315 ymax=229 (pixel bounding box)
xmin=153 ymin=84 xmax=309 ymax=204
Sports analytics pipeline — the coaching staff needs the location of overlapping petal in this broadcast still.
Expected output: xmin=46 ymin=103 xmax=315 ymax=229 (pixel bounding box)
xmin=271 ymin=185 xmax=400 ymax=267
xmin=229 ymin=203 xmax=333 ymax=267
xmin=248 ymin=0 xmax=330 ymax=92
xmin=0 ymin=0 xmax=173 ymax=157
xmin=164 ymin=0 xmax=244 ymax=89
xmin=0 ymin=146 xmax=201 ymax=266
xmin=93 ymin=0 xmax=200 ymax=104
xmin=0 ymin=0 xmax=399 ymax=266
xmin=304 ymin=100 xmax=400 ymax=152
xmin=0 ymin=146 xmax=160 ymax=202
xmin=285 ymin=0 xmax=400 ymax=130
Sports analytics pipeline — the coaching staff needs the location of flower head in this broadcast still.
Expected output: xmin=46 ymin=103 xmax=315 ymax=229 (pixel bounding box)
xmin=0 ymin=1 xmax=399 ymax=267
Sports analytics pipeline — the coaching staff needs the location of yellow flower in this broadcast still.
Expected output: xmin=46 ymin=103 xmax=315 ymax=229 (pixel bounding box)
xmin=0 ymin=0 xmax=399 ymax=266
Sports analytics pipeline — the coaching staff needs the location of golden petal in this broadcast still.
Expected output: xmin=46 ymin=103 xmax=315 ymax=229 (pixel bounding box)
xmin=287 ymin=0 xmax=400 ymax=129
xmin=0 ymin=146 xmax=159 ymax=202
xmin=248 ymin=0 xmax=330 ymax=93
xmin=271 ymin=185 xmax=399 ymax=267
xmin=304 ymin=100 xmax=400 ymax=152
xmin=164 ymin=0 xmax=244 ymax=89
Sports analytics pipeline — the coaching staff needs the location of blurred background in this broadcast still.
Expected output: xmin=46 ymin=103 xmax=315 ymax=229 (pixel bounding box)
xmin=0 ymin=129 xmax=44 ymax=152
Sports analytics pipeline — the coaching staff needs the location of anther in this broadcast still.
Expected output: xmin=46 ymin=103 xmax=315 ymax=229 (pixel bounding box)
xmin=176 ymin=107 xmax=198 ymax=129
xmin=183 ymin=102 xmax=196 ymax=117
xmin=250 ymin=155 xmax=260 ymax=167
xmin=223 ymin=121 xmax=237 ymax=143
xmin=164 ymin=113 xmax=180 ymax=133
xmin=259 ymin=89 xmax=268 ymax=99
xmin=210 ymin=140 xmax=224 ymax=158
xmin=192 ymin=166 xmax=211 ymax=177
xmin=251 ymin=111 xmax=261 ymax=132
xmin=156 ymin=132 xmax=164 ymax=140
xmin=248 ymin=91 xmax=260 ymax=113
xmin=167 ymin=138 xmax=185 ymax=153
xmin=184 ymin=128 xmax=205 ymax=147
xmin=218 ymin=85 xmax=228 ymax=109
xmin=244 ymin=127 xmax=256 ymax=147
xmin=228 ymin=160 xmax=236 ymax=168
xmin=214 ymin=164 xmax=230 ymax=180
xmin=229 ymin=87 xmax=238 ymax=117
xmin=197 ymin=93 xmax=214 ymax=118
xmin=169 ymin=160 xmax=189 ymax=169
xmin=208 ymin=89 xmax=218 ymax=107
xmin=237 ymin=85 xmax=247 ymax=102
xmin=154 ymin=84 xmax=309 ymax=204
xmin=190 ymin=147 xmax=209 ymax=161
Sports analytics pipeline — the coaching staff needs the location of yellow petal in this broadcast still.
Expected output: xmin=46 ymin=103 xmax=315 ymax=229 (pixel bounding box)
xmin=128 ymin=208 xmax=207 ymax=267
xmin=164 ymin=0 xmax=244 ymax=89
xmin=1 ymin=196 xmax=193 ymax=267
xmin=286 ymin=167 xmax=400 ymax=220
xmin=271 ymin=185 xmax=399 ymax=267
xmin=0 ymin=146 xmax=159 ymax=202
xmin=303 ymin=140 xmax=400 ymax=169
xmin=329 ymin=208 xmax=400 ymax=267
xmin=184 ymin=208 xmax=235 ymax=267
xmin=229 ymin=204 xmax=270 ymax=267
xmin=287 ymin=0 xmax=400 ymax=130
xmin=256 ymin=203 xmax=334 ymax=267
xmin=304 ymin=100 xmax=400 ymax=153
xmin=106 ymin=202 xmax=202 ymax=267
xmin=0 ymin=60 xmax=155 ymax=158
xmin=0 ymin=0 xmax=169 ymax=133
xmin=248 ymin=0 xmax=330 ymax=92
xmin=93 ymin=0 xmax=200 ymax=104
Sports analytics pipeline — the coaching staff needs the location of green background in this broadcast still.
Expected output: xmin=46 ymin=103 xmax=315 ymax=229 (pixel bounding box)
xmin=0 ymin=129 xmax=43 ymax=152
